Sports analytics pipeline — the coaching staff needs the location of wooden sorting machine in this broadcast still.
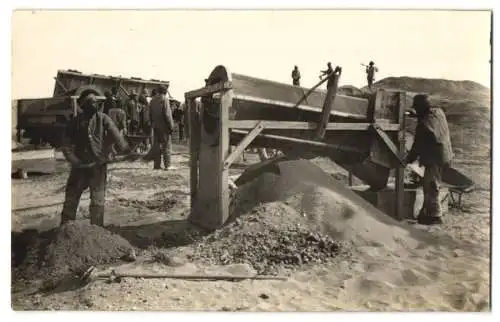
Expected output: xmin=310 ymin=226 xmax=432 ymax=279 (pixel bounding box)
xmin=185 ymin=65 xmax=407 ymax=230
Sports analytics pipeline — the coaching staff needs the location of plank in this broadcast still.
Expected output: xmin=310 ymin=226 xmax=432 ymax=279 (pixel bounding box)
xmin=231 ymin=73 xmax=369 ymax=118
xmin=231 ymin=129 xmax=365 ymax=154
xmin=224 ymin=122 xmax=264 ymax=169
xmin=227 ymin=120 xmax=400 ymax=131
xmin=233 ymin=94 xmax=367 ymax=120
xmin=185 ymin=81 xmax=232 ymax=98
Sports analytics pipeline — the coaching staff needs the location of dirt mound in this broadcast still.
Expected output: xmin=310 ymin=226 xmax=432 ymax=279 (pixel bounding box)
xmin=12 ymin=221 xmax=135 ymax=282
xmin=338 ymin=85 xmax=368 ymax=98
xmin=365 ymin=77 xmax=490 ymax=101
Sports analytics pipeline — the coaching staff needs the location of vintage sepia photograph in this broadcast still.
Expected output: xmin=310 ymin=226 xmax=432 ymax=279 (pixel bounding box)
xmin=9 ymin=8 xmax=492 ymax=312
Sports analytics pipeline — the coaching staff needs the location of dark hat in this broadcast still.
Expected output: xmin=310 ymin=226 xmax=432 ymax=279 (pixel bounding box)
xmin=327 ymin=62 xmax=332 ymax=66
xmin=369 ymin=61 xmax=374 ymax=65
xmin=412 ymin=94 xmax=431 ymax=112
xmin=158 ymin=85 xmax=168 ymax=94
xmin=77 ymin=89 xmax=100 ymax=106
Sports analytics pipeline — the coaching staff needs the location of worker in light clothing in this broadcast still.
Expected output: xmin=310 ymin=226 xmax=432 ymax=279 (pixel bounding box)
xmin=60 ymin=90 xmax=138 ymax=226
xmin=108 ymin=98 xmax=128 ymax=159
xmin=405 ymin=94 xmax=453 ymax=225
xmin=148 ymin=85 xmax=176 ymax=170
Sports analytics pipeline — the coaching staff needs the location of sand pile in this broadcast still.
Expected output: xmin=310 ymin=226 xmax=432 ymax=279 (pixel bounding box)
xmin=187 ymin=159 xmax=440 ymax=275
xmin=236 ymin=159 xmax=436 ymax=249
xmin=12 ymin=221 xmax=136 ymax=282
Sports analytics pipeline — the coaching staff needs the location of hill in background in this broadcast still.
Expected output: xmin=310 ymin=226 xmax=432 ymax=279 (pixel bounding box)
xmin=341 ymin=77 xmax=491 ymax=163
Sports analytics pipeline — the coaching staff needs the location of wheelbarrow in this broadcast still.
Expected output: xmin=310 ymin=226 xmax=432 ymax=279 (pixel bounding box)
xmin=407 ymin=162 xmax=475 ymax=210
xmin=125 ymin=134 xmax=151 ymax=154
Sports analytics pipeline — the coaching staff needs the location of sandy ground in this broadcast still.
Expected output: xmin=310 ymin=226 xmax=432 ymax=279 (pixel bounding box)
xmin=10 ymin=144 xmax=491 ymax=311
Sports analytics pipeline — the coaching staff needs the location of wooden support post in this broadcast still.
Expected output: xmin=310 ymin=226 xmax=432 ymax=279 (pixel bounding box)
xmin=348 ymin=172 xmax=353 ymax=186
xmin=395 ymin=92 xmax=406 ymax=220
xmin=224 ymin=121 xmax=264 ymax=169
xmin=71 ymin=97 xmax=79 ymax=117
xmin=186 ymin=97 xmax=199 ymax=217
xmin=217 ymin=89 xmax=232 ymax=226
xmin=314 ymin=72 xmax=340 ymax=140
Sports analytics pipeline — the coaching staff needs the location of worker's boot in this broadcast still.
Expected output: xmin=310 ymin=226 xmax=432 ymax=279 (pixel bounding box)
xmin=89 ymin=205 xmax=105 ymax=227
xmin=60 ymin=199 xmax=78 ymax=226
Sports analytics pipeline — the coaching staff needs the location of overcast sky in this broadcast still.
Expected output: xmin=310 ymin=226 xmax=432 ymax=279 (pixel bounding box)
xmin=11 ymin=10 xmax=491 ymax=100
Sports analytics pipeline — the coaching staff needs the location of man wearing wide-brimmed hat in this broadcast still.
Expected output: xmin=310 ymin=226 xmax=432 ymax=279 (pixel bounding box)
xmin=147 ymin=84 xmax=176 ymax=170
xmin=405 ymin=94 xmax=453 ymax=225
xmin=60 ymin=89 xmax=138 ymax=226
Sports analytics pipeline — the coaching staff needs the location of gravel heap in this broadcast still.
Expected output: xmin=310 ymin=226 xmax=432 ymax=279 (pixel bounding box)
xmin=187 ymin=203 xmax=351 ymax=275
xmin=12 ymin=221 xmax=136 ymax=282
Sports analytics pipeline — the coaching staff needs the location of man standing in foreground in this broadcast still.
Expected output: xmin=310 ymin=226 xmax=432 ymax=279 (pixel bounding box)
xmin=405 ymin=94 xmax=453 ymax=225
xmin=60 ymin=90 xmax=138 ymax=226
xmin=148 ymin=85 xmax=176 ymax=170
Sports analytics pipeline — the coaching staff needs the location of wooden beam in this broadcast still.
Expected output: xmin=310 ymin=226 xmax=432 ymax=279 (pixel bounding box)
xmin=314 ymin=72 xmax=341 ymax=140
xmin=395 ymin=92 xmax=407 ymax=221
xmin=227 ymin=120 xmax=400 ymax=131
xmin=231 ymin=129 xmax=364 ymax=154
xmin=233 ymin=93 xmax=367 ymax=120
xmin=293 ymin=73 xmax=331 ymax=107
xmin=371 ymin=124 xmax=404 ymax=166
xmin=120 ymin=84 xmax=130 ymax=96
xmin=185 ymin=81 xmax=232 ymax=98
xmin=53 ymin=77 xmax=69 ymax=94
xmin=224 ymin=122 xmax=264 ymax=169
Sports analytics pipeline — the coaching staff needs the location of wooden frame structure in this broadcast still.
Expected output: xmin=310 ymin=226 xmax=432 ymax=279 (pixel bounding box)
xmin=185 ymin=65 xmax=406 ymax=230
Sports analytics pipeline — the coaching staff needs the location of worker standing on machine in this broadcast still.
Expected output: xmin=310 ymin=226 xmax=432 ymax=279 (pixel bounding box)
xmin=60 ymin=90 xmax=139 ymax=227
xmin=405 ymin=94 xmax=453 ymax=225
xmin=364 ymin=61 xmax=378 ymax=90
xmin=319 ymin=62 xmax=342 ymax=89
xmin=292 ymin=65 xmax=301 ymax=86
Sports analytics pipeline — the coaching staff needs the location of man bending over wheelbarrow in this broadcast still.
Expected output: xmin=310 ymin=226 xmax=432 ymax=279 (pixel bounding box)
xmin=60 ymin=89 xmax=140 ymax=227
